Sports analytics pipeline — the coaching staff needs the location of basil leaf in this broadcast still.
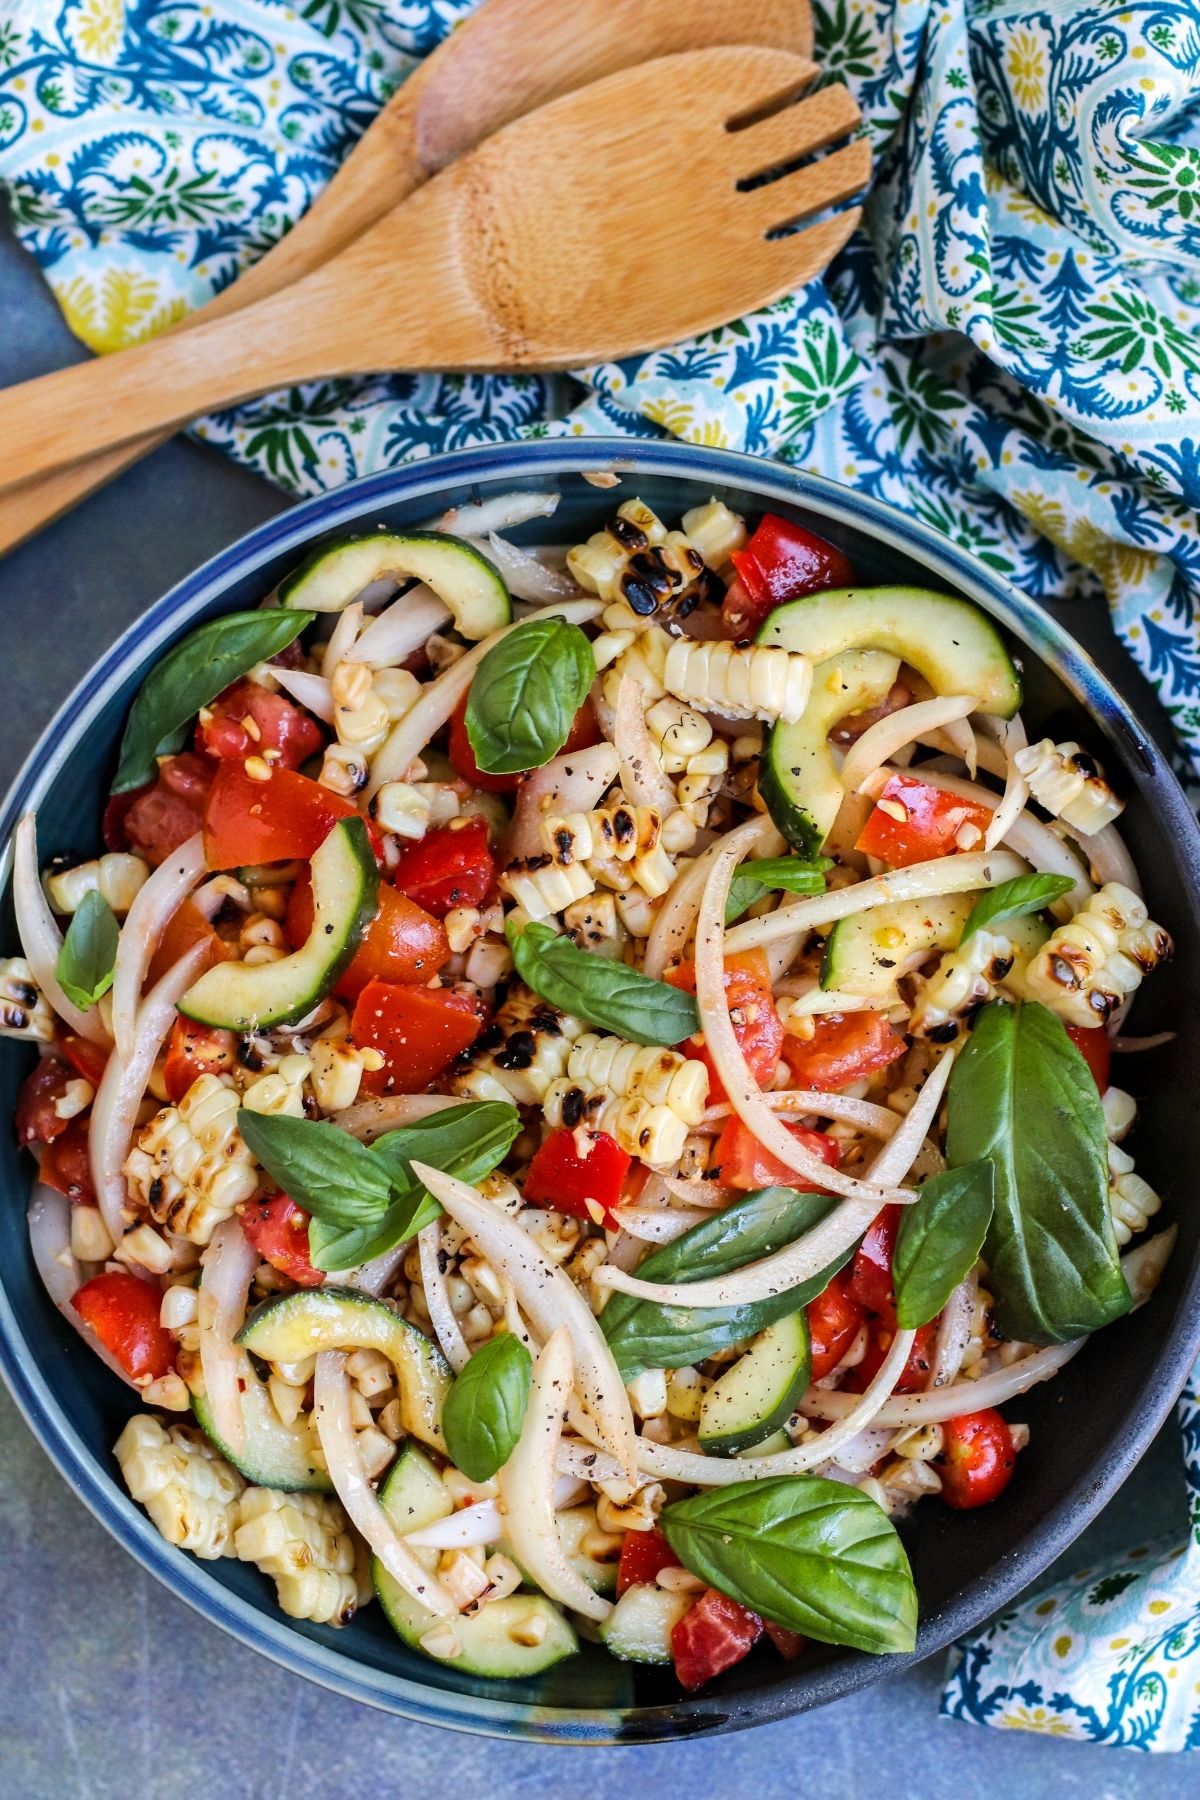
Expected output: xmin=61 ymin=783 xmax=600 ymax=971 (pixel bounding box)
xmin=601 ymin=1187 xmax=854 ymax=1379
xmin=508 ymin=920 xmax=699 ymax=1047
xmin=892 ymin=1161 xmax=994 ymax=1329
xmin=56 ymin=889 xmax=119 ymax=1010
xmin=661 ymin=1475 xmax=917 ymax=1655
xmin=961 ymin=874 xmax=1075 ymax=943
xmin=238 ymin=1112 xmax=393 ymax=1227
xmin=112 ymin=609 xmax=315 ymax=793
xmin=945 ymin=1000 xmax=1131 ymax=1344
xmin=725 ymin=857 xmax=832 ymax=925
xmin=442 ymin=1332 xmax=532 ymax=1482
xmin=465 ymin=616 xmax=594 ymax=775
xmin=308 ymin=1189 xmax=440 ymax=1275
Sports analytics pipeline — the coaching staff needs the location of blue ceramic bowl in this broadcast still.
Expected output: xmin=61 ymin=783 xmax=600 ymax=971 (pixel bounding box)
xmin=2 ymin=442 xmax=1199 ymax=1743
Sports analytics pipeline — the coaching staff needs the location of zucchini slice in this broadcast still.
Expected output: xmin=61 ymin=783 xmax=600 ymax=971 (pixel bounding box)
xmin=180 ymin=816 xmax=377 ymax=1031
xmin=190 ymin=1355 xmax=330 ymax=1492
xmin=760 ymin=650 xmax=899 ymax=855
xmin=374 ymin=1446 xmax=578 ymax=1677
xmin=278 ymin=531 xmax=511 ymax=641
xmin=598 ymin=1583 xmax=691 ymax=1664
xmin=821 ymin=893 xmax=976 ymax=999
xmin=698 ymin=1311 xmax=811 ymax=1456
xmin=757 ymin=585 xmax=1022 ymax=718
xmin=238 ymin=1288 xmax=452 ymax=1451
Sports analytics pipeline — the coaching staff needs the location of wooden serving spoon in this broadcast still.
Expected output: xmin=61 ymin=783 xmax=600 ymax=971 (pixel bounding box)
xmin=0 ymin=48 xmax=868 ymax=491
xmin=0 ymin=0 xmax=816 ymax=554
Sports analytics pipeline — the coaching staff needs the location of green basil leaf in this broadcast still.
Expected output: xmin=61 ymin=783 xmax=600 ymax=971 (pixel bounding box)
xmin=465 ymin=616 xmax=594 ymax=775
xmin=725 ymin=856 xmax=832 ymax=925
xmin=509 ymin=919 xmax=699 ymax=1047
xmin=112 ymin=609 xmax=315 ymax=793
xmin=892 ymin=1161 xmax=994 ymax=1329
xmin=56 ymin=889 xmax=119 ymax=1010
xmin=237 ymin=1112 xmax=393 ymax=1227
xmin=945 ymin=1000 xmax=1131 ymax=1344
xmin=960 ymin=874 xmax=1075 ymax=943
xmin=442 ymin=1332 xmax=532 ymax=1482
xmin=308 ymin=1189 xmax=441 ymax=1276
xmin=601 ymin=1187 xmax=854 ymax=1379
xmin=661 ymin=1475 xmax=917 ymax=1655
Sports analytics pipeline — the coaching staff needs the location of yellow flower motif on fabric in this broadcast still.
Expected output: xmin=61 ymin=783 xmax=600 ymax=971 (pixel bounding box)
xmin=1005 ymin=25 xmax=1049 ymax=115
xmin=998 ymin=1705 xmax=1076 ymax=1737
xmin=641 ymin=395 xmax=696 ymax=438
xmin=1010 ymin=489 xmax=1160 ymax=597
xmin=64 ymin=0 xmax=126 ymax=66
xmin=56 ymin=267 xmax=186 ymax=353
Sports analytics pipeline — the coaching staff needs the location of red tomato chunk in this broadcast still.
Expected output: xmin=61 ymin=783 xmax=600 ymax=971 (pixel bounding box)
xmin=672 ymin=1588 xmax=763 ymax=1691
xmin=40 ymin=1116 xmax=97 ymax=1205
xmin=73 ymin=1272 xmax=175 ymax=1382
xmin=714 ymin=1116 xmax=840 ymax=1193
xmin=162 ymin=1017 xmax=239 ymax=1105
xmin=240 ymin=1193 xmax=322 ymax=1288
xmin=780 ymin=1011 xmax=906 ymax=1093
xmin=1066 ymin=1023 xmax=1111 ymax=1092
xmin=203 ymin=762 xmax=357 ymax=869
xmin=851 ymin=1319 xmax=938 ymax=1394
xmin=196 ymin=679 xmax=324 ymax=770
xmin=392 ymin=818 xmax=494 ymax=919
xmin=124 ymin=753 xmax=214 ymax=866
xmin=807 ymin=1270 xmax=864 ymax=1381
xmin=855 ymin=772 xmax=992 ymax=869
xmin=667 ymin=950 xmax=783 ymax=1103
xmin=16 ymin=1057 xmax=73 ymax=1148
xmin=939 ymin=1409 xmax=1018 ymax=1509
xmin=350 ymin=979 xmax=485 ymax=1094
xmin=723 ymin=514 xmax=855 ymax=638
xmin=524 ymin=1127 xmax=631 ymax=1228
xmin=616 ymin=1527 xmax=679 ymax=1597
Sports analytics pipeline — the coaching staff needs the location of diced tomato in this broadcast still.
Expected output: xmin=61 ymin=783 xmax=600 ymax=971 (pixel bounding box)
xmin=939 ymin=1409 xmax=1018 ymax=1510
xmin=40 ymin=1116 xmax=96 ymax=1204
xmin=147 ymin=899 xmax=232 ymax=988
xmin=350 ymin=979 xmax=486 ymax=1094
xmin=55 ymin=1029 xmax=109 ymax=1088
xmin=616 ymin=1526 xmax=679 ymax=1597
xmin=286 ymin=869 xmax=449 ymax=999
xmin=203 ymin=761 xmax=357 ymax=870
xmin=855 ymin=771 xmax=993 ymax=870
xmin=103 ymin=785 xmax=147 ymax=853
xmin=851 ymin=1318 xmax=938 ymax=1394
xmin=780 ymin=1011 xmax=907 ymax=1093
xmin=239 ymin=1193 xmax=322 ymax=1288
xmin=196 ymin=678 xmax=324 ymax=770
xmin=763 ymin=1623 xmax=807 ymax=1661
xmin=448 ymin=693 xmax=600 ymax=794
xmin=667 ymin=950 xmax=783 ymax=1103
xmin=161 ymin=1016 xmax=239 ymax=1105
xmin=72 ymin=1271 xmax=174 ymax=1382
xmin=807 ymin=1270 xmax=864 ymax=1381
xmin=724 ymin=514 xmax=855 ymax=637
xmin=848 ymin=1203 xmax=902 ymax=1321
xmin=524 ymin=1127 xmax=631 ymax=1228
xmin=392 ymin=817 xmax=494 ymax=919
xmin=1066 ymin=1023 xmax=1111 ymax=1092
xmin=714 ymin=1115 xmax=840 ymax=1193
xmin=16 ymin=1057 xmax=73 ymax=1148
xmin=671 ymin=1588 xmax=763 ymax=1691
xmin=123 ymin=753 xmax=214 ymax=867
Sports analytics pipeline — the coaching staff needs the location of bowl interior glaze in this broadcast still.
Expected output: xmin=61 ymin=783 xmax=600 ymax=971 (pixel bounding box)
xmin=2 ymin=442 xmax=1198 ymax=1743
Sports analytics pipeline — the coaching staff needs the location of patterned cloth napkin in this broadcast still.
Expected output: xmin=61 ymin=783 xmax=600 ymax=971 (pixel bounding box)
xmin=2 ymin=0 xmax=1200 ymax=1749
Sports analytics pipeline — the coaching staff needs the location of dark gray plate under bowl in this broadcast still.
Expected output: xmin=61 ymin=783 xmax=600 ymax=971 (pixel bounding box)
xmin=1 ymin=441 xmax=1198 ymax=1743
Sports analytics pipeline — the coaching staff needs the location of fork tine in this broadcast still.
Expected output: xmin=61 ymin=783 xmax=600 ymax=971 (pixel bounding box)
xmin=731 ymin=83 xmax=863 ymax=186
xmin=751 ymin=207 xmax=864 ymax=296
xmin=740 ymin=140 xmax=871 ymax=236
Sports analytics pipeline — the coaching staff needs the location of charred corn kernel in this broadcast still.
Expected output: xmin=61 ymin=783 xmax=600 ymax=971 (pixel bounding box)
xmin=645 ymin=698 xmax=713 ymax=773
xmin=596 ymin=1482 xmax=663 ymax=1534
xmin=114 ymin=1222 xmax=175 ymax=1276
xmin=666 ymin=1367 xmax=707 ymax=1422
xmin=43 ymin=851 xmax=150 ymax=917
xmin=309 ymin=1036 xmax=380 ymax=1114
xmin=124 ymin=1074 xmax=260 ymax=1245
xmin=1103 ymin=1086 xmax=1137 ymax=1142
xmin=241 ymin=1054 xmax=311 ymax=1119
xmin=374 ymin=780 xmax=430 ymax=840
xmin=54 ymin=1076 xmax=94 ymax=1121
xmin=439 ymin=1549 xmax=493 ymax=1611
xmin=1015 ymin=739 xmax=1124 ymax=835
xmin=420 ymin=1620 xmax=463 ymax=1659
xmin=910 ymin=928 xmax=1015 ymax=1036
xmin=331 ymin=659 xmax=373 ymax=712
xmin=892 ymin=1423 xmax=944 ymax=1462
xmin=235 ymin=1487 xmax=359 ymax=1624
xmin=541 ymin=802 xmax=673 ymax=899
xmin=1022 ymin=883 xmax=1171 ymax=1026
xmin=237 ymin=911 xmax=289 ymax=967
xmin=159 ymin=1282 xmax=199 ymax=1331
xmin=566 ymin=1035 xmax=709 ymax=1122
xmin=448 ymin=982 xmax=585 ymax=1107
xmin=614 ymin=887 xmax=656 ymax=939
xmin=116 ymin=1415 xmax=243 ymax=1559
xmin=874 ymin=1457 xmax=943 ymax=1512
xmin=71 ymin=1204 xmax=115 ymax=1264
xmin=0 ymin=959 xmax=55 ymax=1042
xmin=482 ymin=1552 xmax=522 ymax=1603
xmin=445 ymin=907 xmax=482 ymax=954
xmin=517 ymin=1205 xmax=583 ymax=1263
xmin=625 ymin=1368 xmax=668 ymax=1420
xmin=142 ymin=1372 xmax=191 ymax=1411
xmin=498 ymin=855 xmax=595 ymax=920
xmin=568 ymin=499 xmax=668 ymax=601
xmin=561 ymin=892 xmax=625 ymax=960
xmin=346 ymin=1346 xmax=393 ymax=1398
xmin=464 ymin=937 xmax=513 ymax=988
xmin=319 ymin=742 xmax=369 ymax=797
xmin=663 ymin=639 xmax=812 ymax=724
xmin=426 ymin=633 xmax=467 ymax=674
xmin=335 ymin=686 xmax=391 ymax=754
xmin=680 ymin=499 xmax=746 ymax=568
xmin=676 ymin=740 xmax=730 ymax=820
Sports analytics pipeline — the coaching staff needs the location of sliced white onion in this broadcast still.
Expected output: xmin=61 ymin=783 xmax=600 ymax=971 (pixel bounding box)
xmin=425 ymin=490 xmax=560 ymax=538
xmin=928 ymin=1272 xmax=976 ymax=1390
xmin=1110 ymin=1031 xmax=1175 ymax=1053
xmin=271 ymin=666 xmax=335 ymax=723
xmin=366 ymin=599 xmax=601 ymax=799
xmin=818 ymin=1426 xmax=893 ymax=1475
xmin=642 ymin=839 xmax=723 ymax=980
xmin=617 ymin=1206 xmax=711 ymax=1242
xmin=27 ymin=1182 xmax=138 ymax=1389
xmin=941 ymin=713 xmax=978 ymax=778
xmin=344 ymin=585 xmax=451 ymax=669
xmin=980 ymin=716 xmax=1028 ymax=853
xmin=658 ymin=1172 xmax=731 ymax=1208
xmin=863 ymin=1047 xmax=955 ymax=1187
xmin=13 ymin=813 xmax=110 ymax=1045
xmin=901 ymin=767 xmax=1092 ymax=912
xmin=702 ymin=1089 xmax=903 ymax=1137
xmin=466 ymin=533 xmax=580 ymax=604
xmin=111 ymin=833 xmax=206 ymax=1062
xmin=764 ymin=890 xmax=821 ymax=986
xmin=334 ymin=1092 xmax=460 ymax=1144
xmin=321 ymin=601 xmax=362 ymax=677
xmin=503 ymin=741 xmax=620 ymax=862
xmin=842 ymin=697 xmax=976 ymax=797
xmin=346 ymin=1247 xmax=407 ymax=1298
xmin=723 ymin=848 xmax=1027 ymax=957
xmin=1077 ymin=821 xmax=1141 ymax=897
xmin=414 ymin=1163 xmax=636 ymax=1479
xmin=197 ymin=1217 xmax=256 ymax=1455
xmin=404 ymin=1496 xmax=504 ymax=1549
xmin=313 ymin=1351 xmax=456 ymax=1614
xmin=800 ymin=1340 xmax=1082 ymax=1425
xmin=614 ymin=673 xmax=679 ymax=815
xmin=417 ymin=1219 xmax=471 ymax=1373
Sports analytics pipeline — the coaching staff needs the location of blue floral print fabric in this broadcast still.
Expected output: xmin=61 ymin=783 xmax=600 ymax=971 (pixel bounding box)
xmin=3 ymin=0 xmax=1200 ymax=1748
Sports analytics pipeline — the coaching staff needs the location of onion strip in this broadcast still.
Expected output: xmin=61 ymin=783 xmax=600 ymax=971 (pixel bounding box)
xmin=469 ymin=533 xmax=580 ymax=604
xmin=842 ymin=696 xmax=976 ymax=796
xmin=503 ymin=742 xmax=620 ymax=862
xmin=642 ymin=839 xmax=723 ymax=980
xmin=321 ymin=601 xmax=362 ymax=677
xmin=13 ymin=813 xmax=110 ymax=1045
xmin=614 ymin=673 xmax=678 ymax=815
xmin=27 ymin=1183 xmax=138 ymax=1389
xmin=197 ymin=1217 xmax=256 ymax=1454
xmin=928 ymin=1272 xmax=976 ymax=1390
xmin=111 ymin=832 xmax=206 ymax=1062
xmin=271 ymin=667 xmax=335 ymax=722
xmin=417 ymin=1220 xmax=471 ymax=1373
xmin=900 ymin=767 xmax=1091 ymax=911
xmin=344 ymin=586 xmax=451 ymax=669
xmin=333 ymin=1092 xmax=460 ymax=1145
xmin=426 ymin=491 xmax=559 ymax=538
xmin=800 ymin=1340 xmax=1082 ymax=1425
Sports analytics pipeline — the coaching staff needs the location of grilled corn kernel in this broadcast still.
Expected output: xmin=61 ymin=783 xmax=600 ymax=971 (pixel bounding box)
xmin=374 ymin=780 xmax=431 ymax=840
xmin=663 ymin=638 xmax=812 ymax=724
xmin=1022 ymin=883 xmax=1171 ymax=1026
xmin=910 ymin=928 xmax=1015 ymax=1036
xmin=319 ymin=743 xmax=369 ymax=797
xmin=370 ymin=667 xmax=423 ymax=720
xmin=498 ymin=856 xmax=595 ymax=920
xmin=561 ymin=891 xmax=625 ymax=958
xmin=234 ymin=1487 xmax=359 ymax=1625
xmin=680 ymin=500 xmax=746 ymax=568
xmin=241 ymin=1054 xmax=311 ymax=1119
xmin=1015 ymin=739 xmax=1124 ymax=835
xmin=124 ymin=1074 xmax=260 ymax=1245
xmin=115 ymin=1415 xmax=243 ymax=1559
xmin=71 ymin=1204 xmax=115 ymax=1264
xmin=448 ymin=982 xmax=585 ymax=1107
xmin=43 ymin=851 xmax=150 ymax=917
xmin=645 ymin=698 xmax=713 ymax=773
xmin=0 ymin=958 xmax=55 ymax=1042
xmin=114 ymin=1222 xmax=175 ymax=1276
xmin=309 ymin=1036 xmax=380 ymax=1114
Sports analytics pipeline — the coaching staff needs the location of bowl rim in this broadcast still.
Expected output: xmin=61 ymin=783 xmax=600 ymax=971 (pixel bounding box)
xmin=2 ymin=437 xmax=1199 ymax=1743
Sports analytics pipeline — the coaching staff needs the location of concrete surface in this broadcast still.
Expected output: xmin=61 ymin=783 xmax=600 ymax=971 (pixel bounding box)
xmin=0 ymin=218 xmax=1193 ymax=1797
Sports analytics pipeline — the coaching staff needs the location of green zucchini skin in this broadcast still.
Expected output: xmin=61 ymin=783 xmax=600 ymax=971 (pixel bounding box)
xmin=698 ymin=1311 xmax=811 ymax=1456
xmin=278 ymin=531 xmax=511 ymax=640
xmin=760 ymin=649 xmax=899 ymax=854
